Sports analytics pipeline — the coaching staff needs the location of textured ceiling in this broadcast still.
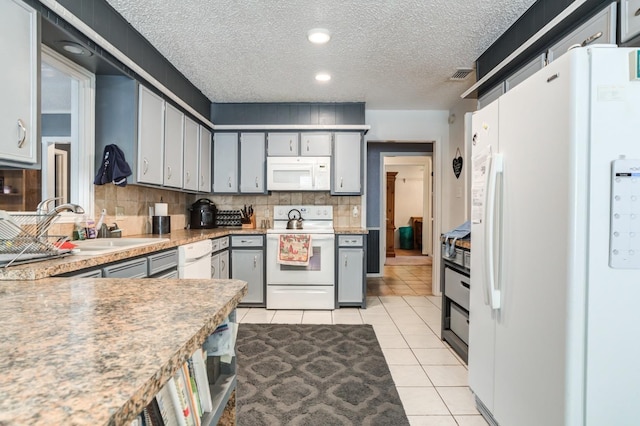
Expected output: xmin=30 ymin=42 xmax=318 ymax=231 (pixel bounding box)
xmin=105 ymin=0 xmax=536 ymax=110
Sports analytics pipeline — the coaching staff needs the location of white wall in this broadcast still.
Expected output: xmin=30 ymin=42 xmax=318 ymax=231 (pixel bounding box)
xmin=445 ymin=99 xmax=477 ymax=231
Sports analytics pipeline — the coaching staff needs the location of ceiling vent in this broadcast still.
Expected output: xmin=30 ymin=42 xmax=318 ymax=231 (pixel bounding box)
xmin=449 ymin=68 xmax=474 ymax=81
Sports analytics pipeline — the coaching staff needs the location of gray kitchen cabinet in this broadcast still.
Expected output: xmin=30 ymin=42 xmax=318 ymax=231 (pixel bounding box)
xmin=504 ymin=54 xmax=546 ymax=92
xmin=332 ymin=132 xmax=362 ymax=194
xmin=199 ymin=126 xmax=212 ymax=193
xmin=231 ymin=235 xmax=264 ymax=306
xmin=183 ymin=116 xmax=200 ymax=191
xmin=239 ymin=133 xmax=266 ymax=193
xmin=0 ymin=0 xmax=38 ymax=166
xmin=301 ymin=132 xmax=332 ymax=156
xmin=137 ymin=85 xmax=165 ymax=185
xmin=267 ymin=132 xmax=299 ymax=156
xmin=621 ymin=0 xmax=640 ymax=43
xmin=337 ymin=235 xmax=366 ymax=307
xmin=211 ymin=236 xmax=230 ymax=279
xmin=547 ymin=3 xmax=616 ymax=63
xmin=213 ymin=133 xmax=238 ymax=193
xmin=148 ymin=249 xmax=179 ymax=277
xmin=441 ymin=242 xmax=470 ymax=364
xmin=477 ymin=82 xmax=505 ymax=109
xmin=102 ymin=257 xmax=148 ymax=278
xmin=163 ymin=103 xmax=184 ymax=188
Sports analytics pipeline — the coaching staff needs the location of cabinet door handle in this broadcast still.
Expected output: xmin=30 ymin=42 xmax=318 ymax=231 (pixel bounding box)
xmin=221 ymin=259 xmax=226 ymax=271
xmin=306 ymin=141 xmax=310 ymax=151
xmin=211 ymin=265 xmax=216 ymax=276
xmin=143 ymin=158 xmax=149 ymax=174
xmin=186 ymin=171 xmax=191 ymax=183
xmin=340 ymin=177 xmax=343 ymax=188
xmin=253 ymin=256 xmax=257 ymax=268
xmin=228 ymin=177 xmax=232 ymax=187
xmin=290 ymin=140 xmax=293 ymax=151
xmin=581 ymin=31 xmax=603 ymax=47
xmin=344 ymin=255 xmax=348 ymax=267
xmin=17 ymin=119 xmax=26 ymax=148
xmin=200 ymin=175 xmax=205 ymax=187
xmin=255 ymin=177 xmax=259 ymax=188
xmin=167 ymin=166 xmax=172 ymax=180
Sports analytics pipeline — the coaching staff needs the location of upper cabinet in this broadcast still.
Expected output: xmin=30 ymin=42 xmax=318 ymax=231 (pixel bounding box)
xmin=621 ymin=0 xmax=640 ymax=43
xmin=332 ymin=132 xmax=362 ymax=194
xmin=547 ymin=3 xmax=616 ymax=63
xmin=96 ymin=76 xmax=211 ymax=192
xmin=301 ymin=132 xmax=332 ymax=156
xmin=504 ymin=54 xmax=545 ymax=92
xmin=239 ymin=133 xmax=266 ymax=193
xmin=199 ymin=127 xmax=212 ymax=193
xmin=213 ymin=133 xmax=238 ymax=193
xmin=137 ymin=86 xmax=165 ymax=185
xmin=477 ymin=83 xmax=505 ymax=110
xmin=183 ymin=116 xmax=200 ymax=191
xmin=0 ymin=0 xmax=38 ymax=166
xmin=163 ymin=102 xmax=184 ymax=188
xmin=267 ymin=133 xmax=299 ymax=156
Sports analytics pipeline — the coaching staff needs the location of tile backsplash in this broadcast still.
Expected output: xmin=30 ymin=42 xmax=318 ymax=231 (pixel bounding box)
xmin=49 ymin=187 xmax=361 ymax=238
xmin=194 ymin=192 xmax=362 ymax=228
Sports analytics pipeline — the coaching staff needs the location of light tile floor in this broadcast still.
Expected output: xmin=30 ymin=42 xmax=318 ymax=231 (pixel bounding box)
xmin=237 ymin=292 xmax=488 ymax=425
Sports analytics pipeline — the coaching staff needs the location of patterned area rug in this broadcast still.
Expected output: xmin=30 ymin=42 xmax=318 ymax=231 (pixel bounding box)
xmin=236 ymin=324 xmax=409 ymax=426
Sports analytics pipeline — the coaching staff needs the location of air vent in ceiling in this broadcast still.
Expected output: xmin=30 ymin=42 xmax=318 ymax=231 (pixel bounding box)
xmin=449 ymin=68 xmax=474 ymax=81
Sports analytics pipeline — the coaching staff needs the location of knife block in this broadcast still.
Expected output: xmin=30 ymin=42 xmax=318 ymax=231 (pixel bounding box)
xmin=241 ymin=216 xmax=256 ymax=229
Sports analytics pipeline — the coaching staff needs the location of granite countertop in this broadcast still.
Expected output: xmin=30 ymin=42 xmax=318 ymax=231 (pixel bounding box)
xmin=0 ymin=277 xmax=247 ymax=425
xmin=1 ymin=226 xmax=369 ymax=280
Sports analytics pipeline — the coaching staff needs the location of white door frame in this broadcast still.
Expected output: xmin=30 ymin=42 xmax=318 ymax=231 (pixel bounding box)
xmin=41 ymin=45 xmax=95 ymax=220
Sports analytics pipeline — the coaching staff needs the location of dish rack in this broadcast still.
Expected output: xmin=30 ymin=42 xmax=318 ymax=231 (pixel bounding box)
xmin=0 ymin=211 xmax=69 ymax=268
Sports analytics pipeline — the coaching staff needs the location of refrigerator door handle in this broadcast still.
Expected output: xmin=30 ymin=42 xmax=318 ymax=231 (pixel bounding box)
xmin=485 ymin=152 xmax=503 ymax=310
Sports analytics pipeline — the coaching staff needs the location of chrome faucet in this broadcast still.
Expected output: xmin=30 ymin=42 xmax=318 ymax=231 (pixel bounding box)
xmin=36 ymin=197 xmax=62 ymax=215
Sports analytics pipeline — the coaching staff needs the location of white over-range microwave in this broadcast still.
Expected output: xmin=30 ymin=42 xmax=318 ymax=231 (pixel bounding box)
xmin=266 ymin=156 xmax=331 ymax=191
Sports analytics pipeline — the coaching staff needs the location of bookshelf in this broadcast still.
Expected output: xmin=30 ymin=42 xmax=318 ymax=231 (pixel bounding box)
xmin=142 ymin=310 xmax=238 ymax=426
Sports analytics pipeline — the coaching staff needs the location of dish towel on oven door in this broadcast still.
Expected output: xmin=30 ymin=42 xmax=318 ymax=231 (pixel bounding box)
xmin=277 ymin=234 xmax=313 ymax=266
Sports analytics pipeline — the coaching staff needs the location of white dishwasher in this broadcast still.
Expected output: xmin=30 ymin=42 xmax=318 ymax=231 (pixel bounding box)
xmin=178 ymin=240 xmax=213 ymax=278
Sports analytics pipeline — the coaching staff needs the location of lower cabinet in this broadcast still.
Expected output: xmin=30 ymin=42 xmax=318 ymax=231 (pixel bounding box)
xmin=336 ymin=235 xmax=366 ymax=308
xmin=211 ymin=236 xmax=230 ymax=279
xmin=230 ymin=235 xmax=265 ymax=306
xmin=441 ymin=248 xmax=470 ymax=364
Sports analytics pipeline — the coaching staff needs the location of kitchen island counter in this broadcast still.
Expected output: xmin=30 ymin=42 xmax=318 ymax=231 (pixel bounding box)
xmin=0 ymin=276 xmax=247 ymax=425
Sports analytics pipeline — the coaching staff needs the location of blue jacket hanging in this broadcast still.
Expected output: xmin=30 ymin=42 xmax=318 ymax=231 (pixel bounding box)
xmin=94 ymin=144 xmax=132 ymax=187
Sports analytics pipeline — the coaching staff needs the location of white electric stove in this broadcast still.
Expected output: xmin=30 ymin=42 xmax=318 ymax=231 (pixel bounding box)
xmin=266 ymin=205 xmax=335 ymax=310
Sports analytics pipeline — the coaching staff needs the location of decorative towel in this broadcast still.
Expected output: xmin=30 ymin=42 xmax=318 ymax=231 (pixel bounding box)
xmin=94 ymin=144 xmax=132 ymax=187
xmin=277 ymin=234 xmax=312 ymax=266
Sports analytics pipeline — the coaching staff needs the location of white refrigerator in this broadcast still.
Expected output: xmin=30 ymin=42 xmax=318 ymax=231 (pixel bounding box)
xmin=469 ymin=46 xmax=640 ymax=426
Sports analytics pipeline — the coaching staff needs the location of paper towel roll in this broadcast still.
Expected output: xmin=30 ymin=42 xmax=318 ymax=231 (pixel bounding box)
xmin=154 ymin=203 xmax=168 ymax=217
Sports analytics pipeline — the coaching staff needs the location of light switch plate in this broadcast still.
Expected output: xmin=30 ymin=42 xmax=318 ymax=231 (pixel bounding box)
xmin=115 ymin=206 xmax=125 ymax=219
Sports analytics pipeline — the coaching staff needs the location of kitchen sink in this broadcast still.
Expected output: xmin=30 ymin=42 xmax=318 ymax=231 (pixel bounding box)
xmin=72 ymin=237 xmax=170 ymax=255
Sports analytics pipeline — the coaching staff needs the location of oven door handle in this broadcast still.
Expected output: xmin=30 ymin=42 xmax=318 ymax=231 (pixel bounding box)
xmin=267 ymin=234 xmax=335 ymax=241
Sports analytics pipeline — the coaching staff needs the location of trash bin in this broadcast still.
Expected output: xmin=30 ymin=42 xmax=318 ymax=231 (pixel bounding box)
xmin=399 ymin=226 xmax=414 ymax=250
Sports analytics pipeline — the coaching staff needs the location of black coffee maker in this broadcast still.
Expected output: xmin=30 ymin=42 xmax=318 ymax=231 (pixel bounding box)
xmin=189 ymin=198 xmax=217 ymax=229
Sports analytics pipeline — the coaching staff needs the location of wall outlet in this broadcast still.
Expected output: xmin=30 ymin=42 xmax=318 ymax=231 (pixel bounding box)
xmin=352 ymin=206 xmax=359 ymax=217
xmin=115 ymin=206 xmax=125 ymax=219
xmin=264 ymin=208 xmax=270 ymax=218
xmin=456 ymin=187 xmax=463 ymax=198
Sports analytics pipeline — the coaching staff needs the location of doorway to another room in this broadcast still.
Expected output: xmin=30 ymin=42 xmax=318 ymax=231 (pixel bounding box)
xmin=367 ymin=150 xmax=435 ymax=297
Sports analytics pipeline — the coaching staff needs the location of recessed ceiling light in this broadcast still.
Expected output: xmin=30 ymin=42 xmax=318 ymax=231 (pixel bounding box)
xmin=56 ymin=41 xmax=93 ymax=56
xmin=315 ymin=73 xmax=331 ymax=82
xmin=307 ymin=28 xmax=331 ymax=44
